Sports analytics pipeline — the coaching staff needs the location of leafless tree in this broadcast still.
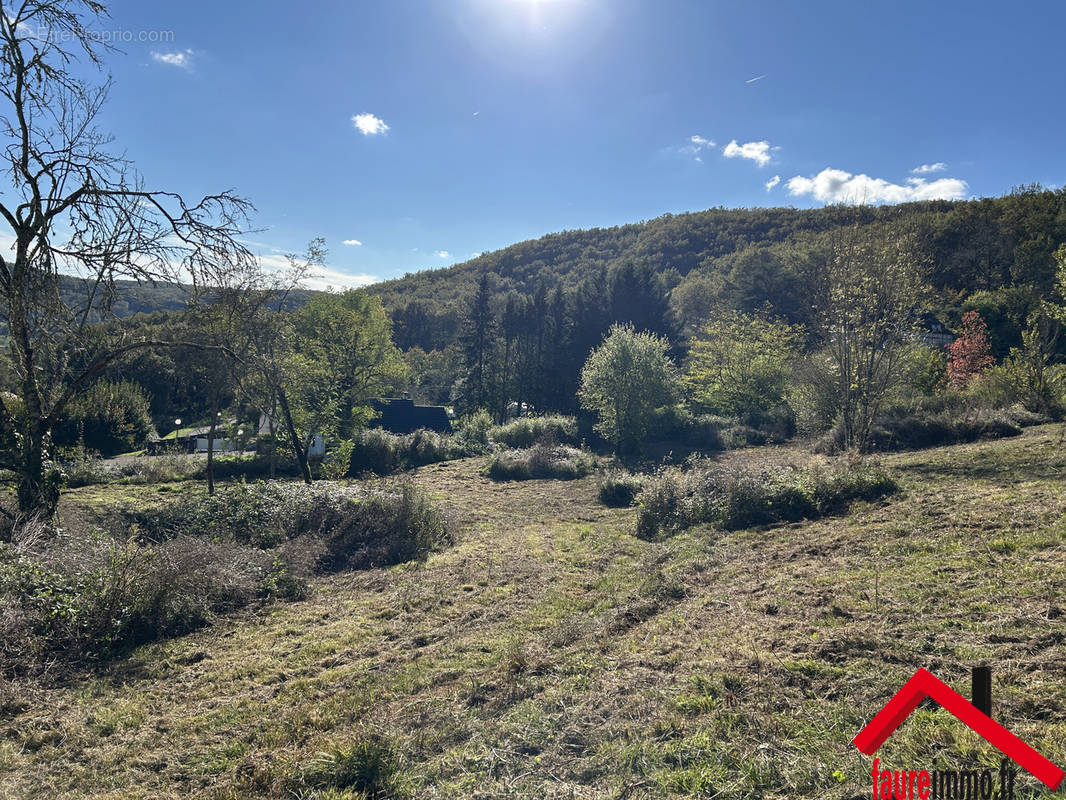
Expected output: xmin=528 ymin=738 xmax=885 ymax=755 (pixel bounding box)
xmin=0 ymin=1 xmax=256 ymax=518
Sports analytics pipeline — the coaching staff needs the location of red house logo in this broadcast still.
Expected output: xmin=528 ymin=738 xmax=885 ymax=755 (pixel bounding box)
xmin=853 ymin=668 xmax=1064 ymax=790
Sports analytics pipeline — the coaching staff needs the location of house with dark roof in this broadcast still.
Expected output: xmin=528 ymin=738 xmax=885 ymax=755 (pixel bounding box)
xmin=370 ymin=398 xmax=452 ymax=434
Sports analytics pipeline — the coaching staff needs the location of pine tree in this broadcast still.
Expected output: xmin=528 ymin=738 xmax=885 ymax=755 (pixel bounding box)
xmin=458 ymin=273 xmax=498 ymax=414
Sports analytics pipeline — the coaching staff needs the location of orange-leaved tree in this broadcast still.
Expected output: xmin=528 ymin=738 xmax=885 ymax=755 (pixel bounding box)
xmin=946 ymin=311 xmax=995 ymax=389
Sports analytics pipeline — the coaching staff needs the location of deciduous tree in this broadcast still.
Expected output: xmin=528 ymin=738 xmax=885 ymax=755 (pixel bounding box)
xmin=579 ymin=323 xmax=678 ymax=454
xmin=946 ymin=310 xmax=995 ymax=389
xmin=802 ymin=223 xmax=928 ymax=452
xmin=683 ymin=308 xmax=803 ymax=418
xmin=0 ymin=1 xmax=254 ymax=517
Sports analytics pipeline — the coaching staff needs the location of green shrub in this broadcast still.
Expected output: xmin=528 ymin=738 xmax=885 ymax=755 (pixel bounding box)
xmin=489 ymin=415 xmax=579 ymax=448
xmin=1 ymin=481 xmax=454 ymax=669
xmin=635 ymin=461 xmax=897 ymax=540
xmin=322 ymin=439 xmax=356 ymax=480
xmin=455 ymin=409 xmax=494 ymax=449
xmin=53 ymin=380 xmax=157 ymax=457
xmin=814 ymin=405 xmax=1038 ymax=454
xmin=486 ymin=443 xmax=595 ymax=481
xmin=0 ymin=532 xmax=271 ymax=665
xmin=137 ymin=481 xmax=453 ymax=570
xmin=598 ymin=470 xmax=644 ymax=507
xmin=348 ymin=428 xmax=470 ymax=476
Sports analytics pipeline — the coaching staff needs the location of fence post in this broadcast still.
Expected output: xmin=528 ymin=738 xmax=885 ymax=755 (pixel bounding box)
xmin=972 ymin=665 xmax=992 ymax=718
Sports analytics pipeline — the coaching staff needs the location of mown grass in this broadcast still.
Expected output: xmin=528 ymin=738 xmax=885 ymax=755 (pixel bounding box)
xmin=2 ymin=426 xmax=1065 ymax=798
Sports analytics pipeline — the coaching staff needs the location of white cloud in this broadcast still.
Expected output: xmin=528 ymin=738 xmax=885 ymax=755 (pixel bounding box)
xmin=436 ymin=250 xmax=451 ymax=259
xmin=911 ymin=162 xmax=947 ymax=174
xmin=303 ymin=266 xmax=379 ymax=291
xmin=765 ymin=175 xmax=780 ymax=191
xmin=151 ymin=49 xmax=194 ymax=69
xmin=677 ymin=134 xmax=716 ymax=162
xmin=722 ymin=139 xmax=772 ymax=167
xmin=786 ymin=167 xmax=968 ymax=204
xmin=471 ymin=252 xmax=482 ymax=257
xmin=342 ymin=239 xmax=363 ymax=246
xmin=258 ymin=252 xmax=378 ymax=291
xmin=351 ymin=113 xmax=390 ymax=136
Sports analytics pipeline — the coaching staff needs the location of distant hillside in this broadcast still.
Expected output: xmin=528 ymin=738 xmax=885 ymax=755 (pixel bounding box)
xmin=55 ymin=275 xmax=319 ymax=321
xmin=367 ymin=188 xmax=1066 ymax=353
xmin=58 ymin=275 xmax=192 ymax=317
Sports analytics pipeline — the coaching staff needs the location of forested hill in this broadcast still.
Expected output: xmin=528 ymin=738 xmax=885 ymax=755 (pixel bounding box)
xmin=55 ymin=276 xmax=318 ymax=320
xmin=58 ymin=275 xmax=191 ymax=317
xmin=368 ymin=188 xmax=1066 ymax=352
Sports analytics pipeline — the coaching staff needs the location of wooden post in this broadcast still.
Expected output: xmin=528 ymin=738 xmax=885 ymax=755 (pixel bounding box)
xmin=972 ymin=666 xmax=992 ymax=718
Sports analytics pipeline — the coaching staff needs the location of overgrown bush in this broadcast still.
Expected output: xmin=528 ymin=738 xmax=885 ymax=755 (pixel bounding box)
xmin=455 ymin=409 xmax=494 ymax=449
xmin=137 ymin=480 xmax=452 ymax=568
xmin=53 ymin=380 xmax=157 ymax=457
xmin=61 ymin=450 xmax=281 ymax=488
xmin=2 ymin=480 xmax=453 ymax=670
xmin=312 ymin=483 xmax=453 ymax=573
xmin=814 ymin=404 xmax=1042 ymax=454
xmin=486 ymin=443 xmax=595 ymax=481
xmin=347 ymin=428 xmax=470 ymax=476
xmin=635 ymin=460 xmax=897 ymax=540
xmin=348 ymin=428 xmax=404 ymax=475
xmin=488 ymin=415 xmax=579 ymax=448
xmin=598 ymin=470 xmax=644 ymax=507
xmin=0 ymin=531 xmax=271 ymax=668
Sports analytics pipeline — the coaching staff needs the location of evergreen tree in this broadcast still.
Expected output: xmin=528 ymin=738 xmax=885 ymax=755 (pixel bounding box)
xmin=458 ymin=273 xmax=498 ymax=415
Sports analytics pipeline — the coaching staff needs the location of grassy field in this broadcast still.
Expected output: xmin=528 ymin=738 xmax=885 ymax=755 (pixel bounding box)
xmin=2 ymin=426 xmax=1065 ymax=798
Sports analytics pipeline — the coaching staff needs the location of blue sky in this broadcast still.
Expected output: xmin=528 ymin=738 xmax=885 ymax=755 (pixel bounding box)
xmin=81 ymin=0 xmax=1066 ymax=287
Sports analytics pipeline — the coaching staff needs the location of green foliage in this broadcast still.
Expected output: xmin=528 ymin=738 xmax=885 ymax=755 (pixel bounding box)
xmin=486 ymin=443 xmax=595 ymax=481
xmin=136 ymin=480 xmax=453 ymax=572
xmin=455 ymin=409 xmax=494 ymax=449
xmin=635 ymin=461 xmax=897 ymax=540
xmin=53 ymin=380 xmax=156 ymax=457
xmin=289 ymin=288 xmax=408 ymax=442
xmin=683 ymin=308 xmax=803 ymax=418
xmin=488 ymin=415 xmax=579 ymax=448
xmin=997 ymin=306 xmax=1064 ymax=416
xmin=801 ymin=224 xmax=929 ymax=451
xmin=815 ymin=404 xmax=1039 ymax=454
xmin=598 ymin=470 xmax=644 ymax=507
xmin=960 ymin=287 xmax=1037 ymax=358
xmin=899 ymin=343 xmax=948 ymax=397
xmin=579 ymin=323 xmax=679 ymax=454
xmin=347 ymin=428 xmax=470 ymax=476
xmin=322 ymin=439 xmax=357 ymax=480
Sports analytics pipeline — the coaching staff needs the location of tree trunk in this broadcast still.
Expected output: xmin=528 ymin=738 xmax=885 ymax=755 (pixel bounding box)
xmin=277 ymin=386 xmax=312 ymax=484
xmin=16 ymin=422 xmax=59 ymax=517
